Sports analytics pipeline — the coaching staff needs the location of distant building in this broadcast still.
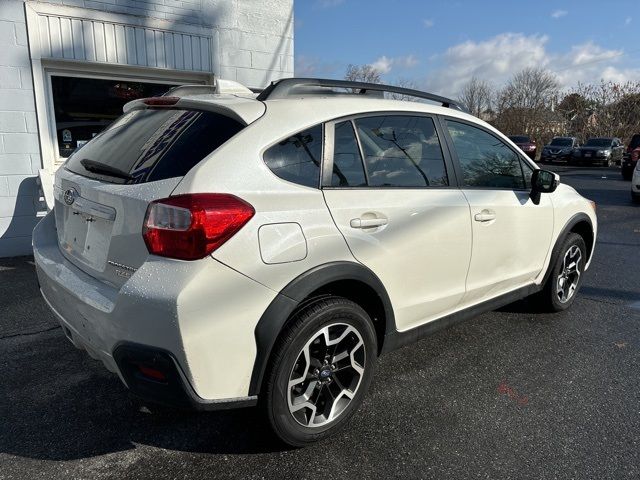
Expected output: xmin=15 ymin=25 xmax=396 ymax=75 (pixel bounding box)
xmin=0 ymin=0 xmax=293 ymax=256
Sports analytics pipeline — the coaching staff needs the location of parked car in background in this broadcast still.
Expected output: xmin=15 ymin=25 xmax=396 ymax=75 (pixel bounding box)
xmin=32 ymin=78 xmax=597 ymax=447
xmin=632 ymin=160 xmax=640 ymax=203
xmin=540 ymin=137 xmax=579 ymax=163
xmin=508 ymin=135 xmax=537 ymax=159
xmin=622 ymin=133 xmax=640 ymax=180
xmin=571 ymin=137 xmax=624 ymax=167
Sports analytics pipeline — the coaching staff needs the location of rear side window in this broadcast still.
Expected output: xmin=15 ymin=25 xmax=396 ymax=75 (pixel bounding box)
xmin=354 ymin=115 xmax=448 ymax=187
xmin=65 ymin=109 xmax=244 ymax=184
xmin=263 ymin=125 xmax=322 ymax=188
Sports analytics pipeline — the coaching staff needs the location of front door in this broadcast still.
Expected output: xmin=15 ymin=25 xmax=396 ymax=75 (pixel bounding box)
xmin=442 ymin=119 xmax=554 ymax=305
xmin=322 ymin=115 xmax=472 ymax=331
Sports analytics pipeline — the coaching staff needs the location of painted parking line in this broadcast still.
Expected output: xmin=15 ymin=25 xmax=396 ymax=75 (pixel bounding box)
xmin=629 ymin=300 xmax=640 ymax=310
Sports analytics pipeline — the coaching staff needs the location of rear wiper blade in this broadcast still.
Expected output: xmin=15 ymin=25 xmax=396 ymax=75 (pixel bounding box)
xmin=80 ymin=159 xmax=133 ymax=181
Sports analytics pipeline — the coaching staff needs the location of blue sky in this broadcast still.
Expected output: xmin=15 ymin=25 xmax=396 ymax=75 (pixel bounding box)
xmin=293 ymin=0 xmax=639 ymax=96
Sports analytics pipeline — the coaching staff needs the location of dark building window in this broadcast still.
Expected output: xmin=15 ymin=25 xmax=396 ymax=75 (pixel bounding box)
xmin=51 ymin=76 xmax=175 ymax=158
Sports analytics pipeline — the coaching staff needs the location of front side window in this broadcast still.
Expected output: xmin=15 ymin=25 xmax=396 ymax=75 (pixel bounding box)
xmin=521 ymin=159 xmax=534 ymax=188
xmin=263 ymin=125 xmax=322 ymax=188
xmin=354 ymin=115 xmax=448 ymax=187
xmin=446 ymin=120 xmax=526 ymax=189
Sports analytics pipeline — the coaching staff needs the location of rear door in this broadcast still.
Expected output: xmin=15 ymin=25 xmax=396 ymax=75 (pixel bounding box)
xmin=55 ymin=107 xmax=245 ymax=287
xmin=322 ymin=114 xmax=472 ymax=331
xmin=441 ymin=118 xmax=554 ymax=305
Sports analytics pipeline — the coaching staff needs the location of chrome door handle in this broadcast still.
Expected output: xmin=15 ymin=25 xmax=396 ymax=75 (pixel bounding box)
xmin=350 ymin=217 xmax=388 ymax=229
xmin=474 ymin=211 xmax=496 ymax=222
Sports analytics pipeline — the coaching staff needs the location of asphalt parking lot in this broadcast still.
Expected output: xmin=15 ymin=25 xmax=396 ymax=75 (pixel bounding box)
xmin=1 ymin=164 xmax=639 ymax=480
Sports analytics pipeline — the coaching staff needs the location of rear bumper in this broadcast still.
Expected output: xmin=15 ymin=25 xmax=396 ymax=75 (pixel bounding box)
xmin=113 ymin=343 xmax=257 ymax=410
xmin=33 ymin=210 xmax=276 ymax=405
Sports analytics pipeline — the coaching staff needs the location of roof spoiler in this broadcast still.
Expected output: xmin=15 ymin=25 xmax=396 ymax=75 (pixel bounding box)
xmin=162 ymin=79 xmax=255 ymax=97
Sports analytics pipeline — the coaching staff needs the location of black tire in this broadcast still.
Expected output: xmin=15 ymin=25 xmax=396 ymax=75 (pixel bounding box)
xmin=536 ymin=233 xmax=587 ymax=312
xmin=632 ymin=194 xmax=640 ymax=204
xmin=263 ymin=297 xmax=377 ymax=447
xmin=623 ymin=172 xmax=632 ymax=181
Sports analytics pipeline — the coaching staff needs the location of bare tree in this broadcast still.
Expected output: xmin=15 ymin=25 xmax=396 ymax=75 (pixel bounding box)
xmin=498 ymin=67 xmax=558 ymax=110
xmin=344 ymin=64 xmax=382 ymax=84
xmin=567 ymin=81 xmax=640 ymax=143
xmin=493 ymin=68 xmax=561 ymax=147
xmin=457 ymin=77 xmax=492 ymax=117
xmin=386 ymin=78 xmax=420 ymax=101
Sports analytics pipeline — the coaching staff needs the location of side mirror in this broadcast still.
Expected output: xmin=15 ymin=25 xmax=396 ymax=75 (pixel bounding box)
xmin=530 ymin=169 xmax=560 ymax=205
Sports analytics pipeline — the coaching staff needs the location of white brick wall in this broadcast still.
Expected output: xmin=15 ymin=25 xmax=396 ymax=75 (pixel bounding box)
xmin=0 ymin=0 xmax=42 ymax=257
xmin=26 ymin=0 xmax=295 ymax=88
xmin=0 ymin=0 xmax=293 ymax=257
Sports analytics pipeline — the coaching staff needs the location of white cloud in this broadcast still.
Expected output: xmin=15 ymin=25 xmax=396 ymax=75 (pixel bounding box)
xmin=395 ymin=54 xmax=419 ymax=69
xmin=294 ymin=55 xmax=342 ymax=77
xmin=551 ymin=9 xmax=568 ymax=19
xmin=423 ymin=18 xmax=434 ymax=28
xmin=423 ymin=33 xmax=640 ymax=98
xmin=553 ymin=42 xmax=631 ymax=86
xmin=369 ymin=54 xmax=419 ymax=75
xmin=370 ymin=56 xmax=393 ymax=74
xmin=295 ymin=55 xmax=317 ymax=76
xmin=426 ymin=33 xmax=549 ymax=96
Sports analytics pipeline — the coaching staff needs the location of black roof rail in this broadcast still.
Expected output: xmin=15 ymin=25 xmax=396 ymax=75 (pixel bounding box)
xmin=256 ymin=78 xmax=468 ymax=112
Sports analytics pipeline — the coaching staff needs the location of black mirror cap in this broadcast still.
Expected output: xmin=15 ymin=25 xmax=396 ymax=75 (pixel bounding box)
xmin=530 ymin=169 xmax=560 ymax=204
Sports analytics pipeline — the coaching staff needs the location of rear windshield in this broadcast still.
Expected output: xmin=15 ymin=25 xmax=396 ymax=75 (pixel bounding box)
xmin=550 ymin=138 xmax=573 ymax=146
xmin=509 ymin=136 xmax=530 ymax=143
xmin=585 ymin=138 xmax=612 ymax=147
xmin=65 ymin=109 xmax=244 ymax=184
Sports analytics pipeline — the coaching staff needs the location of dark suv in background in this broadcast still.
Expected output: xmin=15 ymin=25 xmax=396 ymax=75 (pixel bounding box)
xmin=508 ymin=135 xmax=537 ymax=159
xmin=622 ymin=133 xmax=640 ymax=180
xmin=540 ymin=137 xmax=579 ymax=163
xmin=571 ymin=137 xmax=624 ymax=167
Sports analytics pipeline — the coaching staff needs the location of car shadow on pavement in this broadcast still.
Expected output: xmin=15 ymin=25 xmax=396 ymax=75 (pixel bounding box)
xmin=0 ymin=256 xmax=288 ymax=461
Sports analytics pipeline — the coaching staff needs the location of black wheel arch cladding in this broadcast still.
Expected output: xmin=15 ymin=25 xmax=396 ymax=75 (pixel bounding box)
xmin=542 ymin=212 xmax=594 ymax=286
xmin=248 ymin=261 xmax=394 ymax=396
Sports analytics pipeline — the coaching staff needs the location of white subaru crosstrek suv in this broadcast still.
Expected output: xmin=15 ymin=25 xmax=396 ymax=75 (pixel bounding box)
xmin=33 ymin=78 xmax=597 ymax=446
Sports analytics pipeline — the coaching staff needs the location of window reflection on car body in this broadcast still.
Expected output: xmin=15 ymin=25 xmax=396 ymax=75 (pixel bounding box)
xmin=80 ymin=159 xmax=134 ymax=181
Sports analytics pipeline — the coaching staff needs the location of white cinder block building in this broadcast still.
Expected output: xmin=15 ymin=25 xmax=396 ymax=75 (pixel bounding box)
xmin=0 ymin=0 xmax=293 ymax=257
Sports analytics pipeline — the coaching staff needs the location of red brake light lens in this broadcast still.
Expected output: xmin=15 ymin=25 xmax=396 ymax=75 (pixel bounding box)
xmin=142 ymin=96 xmax=180 ymax=106
xmin=143 ymin=193 xmax=255 ymax=260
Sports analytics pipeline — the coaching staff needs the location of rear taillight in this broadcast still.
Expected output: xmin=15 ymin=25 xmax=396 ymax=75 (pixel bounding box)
xmin=143 ymin=193 xmax=255 ymax=260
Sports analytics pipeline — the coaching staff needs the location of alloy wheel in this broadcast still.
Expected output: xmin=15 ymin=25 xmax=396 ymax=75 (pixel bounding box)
xmin=556 ymin=245 xmax=582 ymax=303
xmin=287 ymin=322 xmax=366 ymax=428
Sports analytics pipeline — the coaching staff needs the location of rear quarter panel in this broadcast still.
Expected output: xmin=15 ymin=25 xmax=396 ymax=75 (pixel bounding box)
xmin=171 ymin=111 xmax=356 ymax=292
